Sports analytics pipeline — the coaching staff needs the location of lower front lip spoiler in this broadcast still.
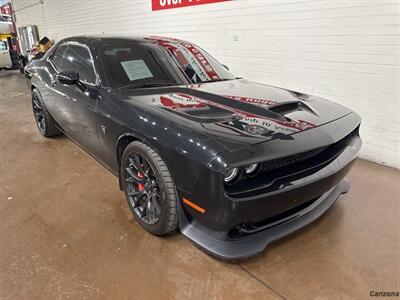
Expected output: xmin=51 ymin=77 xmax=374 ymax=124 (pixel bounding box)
xmin=178 ymin=178 xmax=350 ymax=260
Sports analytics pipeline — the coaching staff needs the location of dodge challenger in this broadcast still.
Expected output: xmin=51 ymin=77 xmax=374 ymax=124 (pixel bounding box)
xmin=25 ymin=36 xmax=362 ymax=259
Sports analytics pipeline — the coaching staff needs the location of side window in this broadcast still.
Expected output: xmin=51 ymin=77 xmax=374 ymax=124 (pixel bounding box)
xmin=0 ymin=41 xmax=7 ymax=51
xmin=50 ymin=45 xmax=68 ymax=70
xmin=62 ymin=45 xmax=96 ymax=84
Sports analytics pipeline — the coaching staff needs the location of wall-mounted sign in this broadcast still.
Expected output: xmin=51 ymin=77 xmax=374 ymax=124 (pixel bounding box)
xmin=152 ymin=0 xmax=230 ymax=11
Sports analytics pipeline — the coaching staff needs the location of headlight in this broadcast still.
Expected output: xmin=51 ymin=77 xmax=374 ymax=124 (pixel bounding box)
xmin=245 ymin=163 xmax=259 ymax=175
xmin=224 ymin=167 xmax=239 ymax=183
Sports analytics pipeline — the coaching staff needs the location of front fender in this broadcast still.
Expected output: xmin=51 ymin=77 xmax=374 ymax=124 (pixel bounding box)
xmin=115 ymin=130 xmax=208 ymax=195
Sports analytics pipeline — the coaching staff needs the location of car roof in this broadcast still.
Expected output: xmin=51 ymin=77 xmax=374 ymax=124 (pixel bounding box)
xmin=61 ymin=35 xmax=186 ymax=45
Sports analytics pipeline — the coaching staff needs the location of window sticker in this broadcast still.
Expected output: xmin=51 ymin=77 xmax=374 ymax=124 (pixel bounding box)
xmin=120 ymin=60 xmax=153 ymax=81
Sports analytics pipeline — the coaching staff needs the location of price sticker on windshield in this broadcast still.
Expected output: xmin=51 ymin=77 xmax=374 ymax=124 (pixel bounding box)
xmin=120 ymin=60 xmax=154 ymax=81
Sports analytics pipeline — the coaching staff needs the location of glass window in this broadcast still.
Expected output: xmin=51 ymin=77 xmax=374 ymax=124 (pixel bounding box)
xmin=50 ymin=44 xmax=68 ymax=70
xmin=147 ymin=37 xmax=235 ymax=83
xmin=61 ymin=45 xmax=96 ymax=84
xmin=100 ymin=44 xmax=176 ymax=89
xmin=0 ymin=15 xmax=12 ymax=22
xmin=0 ymin=41 xmax=7 ymax=51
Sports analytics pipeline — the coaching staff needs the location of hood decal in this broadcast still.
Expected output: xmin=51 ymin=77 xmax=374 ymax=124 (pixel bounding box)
xmin=119 ymin=79 xmax=352 ymax=150
xmin=224 ymin=95 xmax=278 ymax=108
xmin=155 ymin=93 xmax=315 ymax=138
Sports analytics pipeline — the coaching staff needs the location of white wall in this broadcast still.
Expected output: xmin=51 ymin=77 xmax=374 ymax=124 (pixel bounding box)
xmin=13 ymin=0 xmax=400 ymax=169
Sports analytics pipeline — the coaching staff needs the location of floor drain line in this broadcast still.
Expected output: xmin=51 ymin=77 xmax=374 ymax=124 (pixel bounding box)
xmin=236 ymin=263 xmax=287 ymax=300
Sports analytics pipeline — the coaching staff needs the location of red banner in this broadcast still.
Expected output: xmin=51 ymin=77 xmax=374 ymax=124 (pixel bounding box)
xmin=152 ymin=0 xmax=230 ymax=11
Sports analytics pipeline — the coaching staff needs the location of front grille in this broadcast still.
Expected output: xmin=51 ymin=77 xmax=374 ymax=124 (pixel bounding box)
xmin=261 ymin=147 xmax=326 ymax=172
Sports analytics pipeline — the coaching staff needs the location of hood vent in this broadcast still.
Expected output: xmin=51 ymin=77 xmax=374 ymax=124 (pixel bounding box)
xmin=268 ymin=100 xmax=317 ymax=116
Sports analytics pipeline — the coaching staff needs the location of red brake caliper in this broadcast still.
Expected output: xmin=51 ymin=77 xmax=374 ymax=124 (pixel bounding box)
xmin=138 ymin=172 xmax=144 ymax=191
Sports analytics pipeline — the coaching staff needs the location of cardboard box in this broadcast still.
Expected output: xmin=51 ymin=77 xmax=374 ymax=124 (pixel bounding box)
xmin=38 ymin=36 xmax=53 ymax=53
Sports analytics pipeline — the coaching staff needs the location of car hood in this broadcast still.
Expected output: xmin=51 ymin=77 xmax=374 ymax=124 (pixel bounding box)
xmin=118 ymin=79 xmax=352 ymax=151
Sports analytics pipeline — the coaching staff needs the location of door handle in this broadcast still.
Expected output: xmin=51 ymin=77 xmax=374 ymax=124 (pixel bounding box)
xmin=51 ymin=80 xmax=57 ymax=87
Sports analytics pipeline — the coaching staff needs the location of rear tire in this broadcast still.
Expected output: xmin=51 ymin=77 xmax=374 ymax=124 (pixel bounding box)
xmin=32 ymin=89 xmax=62 ymax=137
xmin=121 ymin=141 xmax=178 ymax=235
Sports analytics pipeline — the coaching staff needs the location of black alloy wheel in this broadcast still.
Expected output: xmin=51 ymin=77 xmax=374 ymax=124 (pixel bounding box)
xmin=31 ymin=89 xmax=61 ymax=137
xmin=32 ymin=94 xmax=46 ymax=133
xmin=125 ymin=154 xmax=162 ymax=225
xmin=121 ymin=141 xmax=178 ymax=235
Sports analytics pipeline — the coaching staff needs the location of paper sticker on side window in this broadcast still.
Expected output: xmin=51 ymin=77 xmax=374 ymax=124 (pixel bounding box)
xmin=120 ymin=60 xmax=153 ymax=81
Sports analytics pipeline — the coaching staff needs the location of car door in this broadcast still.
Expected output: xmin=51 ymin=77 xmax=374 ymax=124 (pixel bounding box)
xmin=0 ymin=41 xmax=12 ymax=68
xmin=48 ymin=43 xmax=103 ymax=157
xmin=44 ymin=44 xmax=69 ymax=125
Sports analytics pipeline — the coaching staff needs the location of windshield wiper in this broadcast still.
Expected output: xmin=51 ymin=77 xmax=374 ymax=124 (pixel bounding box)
xmin=200 ymin=78 xmax=233 ymax=83
xmin=120 ymin=82 xmax=179 ymax=89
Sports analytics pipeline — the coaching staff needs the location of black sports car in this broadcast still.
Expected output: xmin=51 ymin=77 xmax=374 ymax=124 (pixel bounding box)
xmin=25 ymin=36 xmax=362 ymax=259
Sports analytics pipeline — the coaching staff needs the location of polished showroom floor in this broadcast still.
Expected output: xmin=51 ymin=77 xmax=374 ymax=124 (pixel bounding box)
xmin=1 ymin=71 xmax=399 ymax=299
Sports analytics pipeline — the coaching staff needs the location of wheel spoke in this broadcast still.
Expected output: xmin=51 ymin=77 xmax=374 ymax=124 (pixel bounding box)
xmin=128 ymin=190 xmax=146 ymax=208
xmin=128 ymin=157 xmax=136 ymax=169
xmin=128 ymin=190 xmax=143 ymax=198
xmin=135 ymin=156 xmax=145 ymax=174
xmin=142 ymin=159 xmax=152 ymax=178
xmin=125 ymin=167 xmax=144 ymax=183
xmin=147 ymin=200 xmax=156 ymax=223
xmin=130 ymin=156 xmax=146 ymax=175
xmin=151 ymin=194 xmax=161 ymax=215
xmin=33 ymin=98 xmax=41 ymax=110
xmin=125 ymin=177 xmax=142 ymax=184
xmin=139 ymin=205 xmax=147 ymax=218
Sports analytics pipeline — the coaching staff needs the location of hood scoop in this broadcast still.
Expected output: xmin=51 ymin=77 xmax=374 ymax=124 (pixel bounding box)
xmin=268 ymin=100 xmax=317 ymax=116
xmin=185 ymin=89 xmax=289 ymax=122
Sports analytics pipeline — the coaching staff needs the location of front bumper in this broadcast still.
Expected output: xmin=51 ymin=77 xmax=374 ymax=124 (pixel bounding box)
xmin=176 ymin=112 xmax=361 ymax=259
xmin=176 ymin=119 xmax=361 ymax=259
xmin=178 ymin=178 xmax=349 ymax=259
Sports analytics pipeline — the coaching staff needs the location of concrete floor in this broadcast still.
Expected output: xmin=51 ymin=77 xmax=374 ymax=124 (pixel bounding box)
xmin=0 ymin=70 xmax=399 ymax=300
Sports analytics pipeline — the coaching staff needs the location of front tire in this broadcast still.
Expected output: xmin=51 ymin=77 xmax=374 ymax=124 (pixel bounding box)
xmin=121 ymin=141 xmax=178 ymax=235
xmin=32 ymin=89 xmax=61 ymax=137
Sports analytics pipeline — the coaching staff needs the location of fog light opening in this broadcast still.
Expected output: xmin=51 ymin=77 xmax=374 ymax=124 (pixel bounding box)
xmin=245 ymin=163 xmax=259 ymax=176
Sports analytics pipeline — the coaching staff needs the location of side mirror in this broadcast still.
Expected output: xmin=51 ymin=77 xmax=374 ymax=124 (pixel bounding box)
xmin=57 ymin=71 xmax=78 ymax=85
xmin=222 ymin=64 xmax=230 ymax=70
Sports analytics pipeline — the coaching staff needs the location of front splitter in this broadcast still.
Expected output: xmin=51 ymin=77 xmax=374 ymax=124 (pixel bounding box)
xmin=178 ymin=179 xmax=350 ymax=260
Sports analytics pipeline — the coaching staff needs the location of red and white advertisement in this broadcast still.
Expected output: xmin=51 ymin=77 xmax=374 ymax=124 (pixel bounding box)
xmin=152 ymin=0 xmax=230 ymax=11
xmin=148 ymin=36 xmax=220 ymax=81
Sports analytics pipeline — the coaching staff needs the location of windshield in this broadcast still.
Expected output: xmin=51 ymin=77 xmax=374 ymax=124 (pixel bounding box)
xmin=100 ymin=43 xmax=180 ymax=89
xmin=100 ymin=38 xmax=236 ymax=89
xmin=147 ymin=37 xmax=235 ymax=83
